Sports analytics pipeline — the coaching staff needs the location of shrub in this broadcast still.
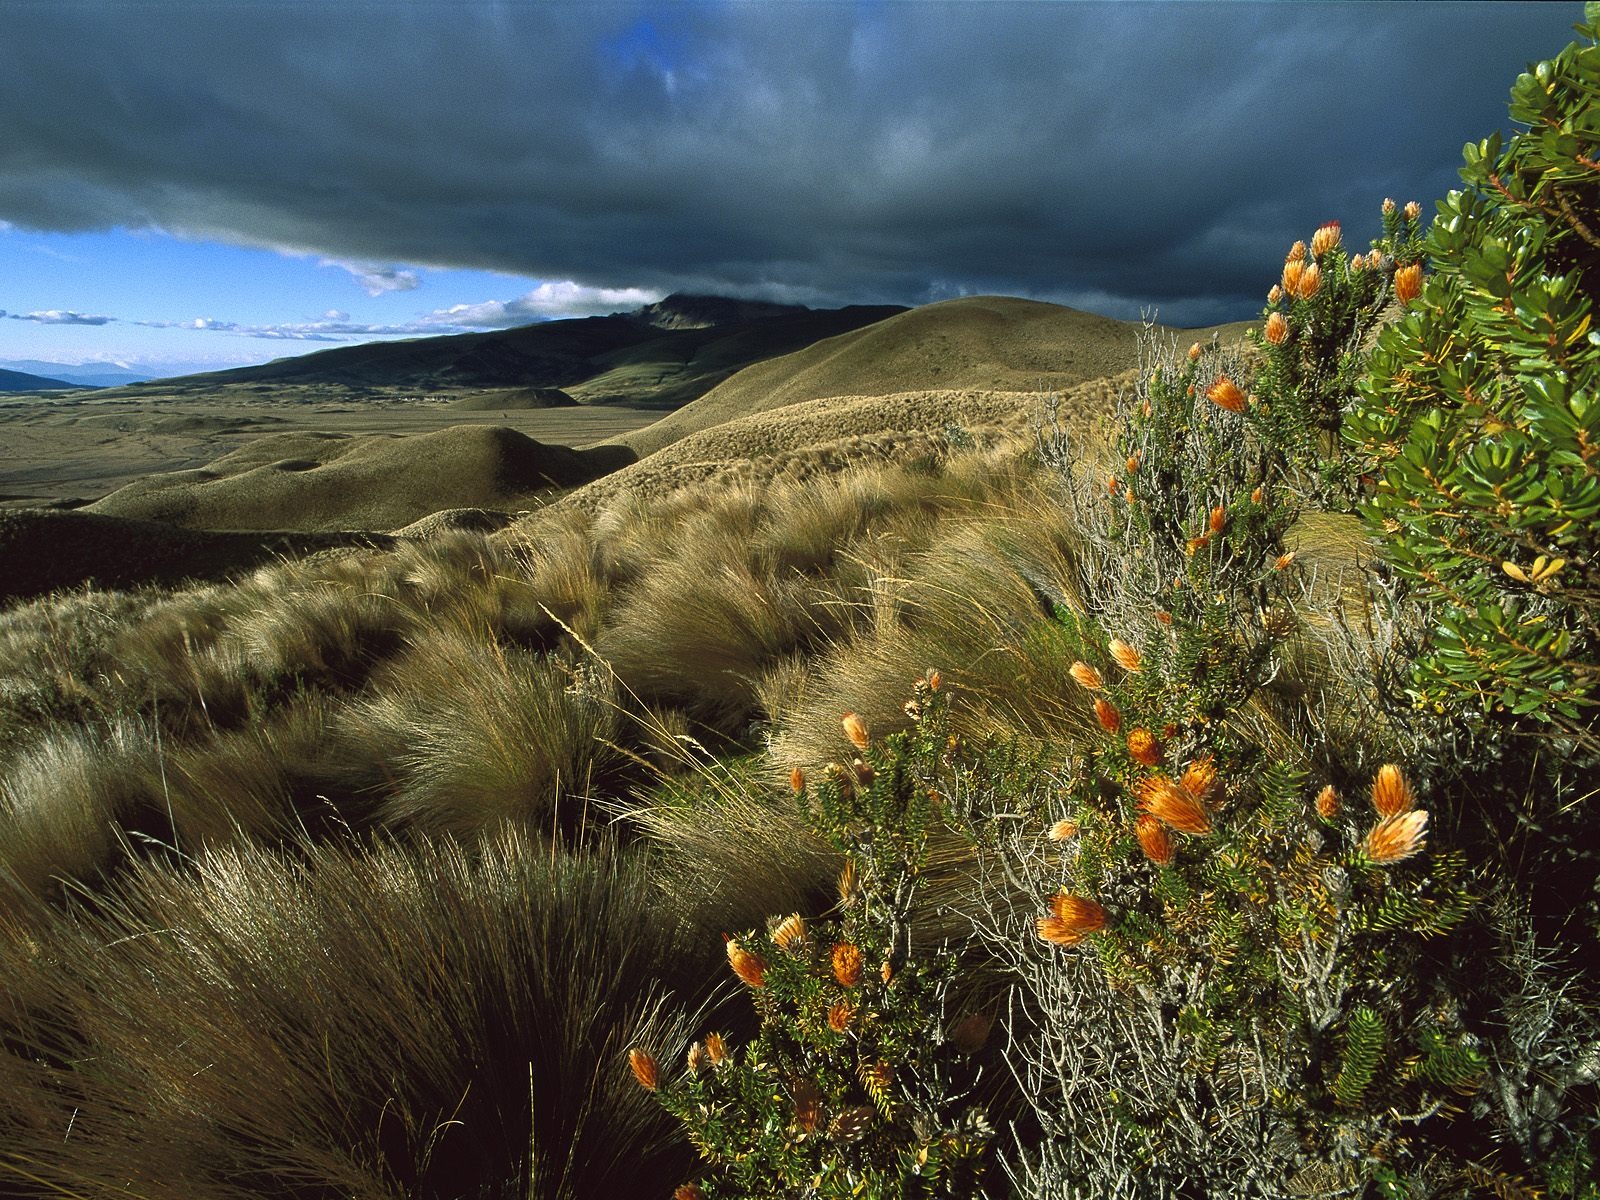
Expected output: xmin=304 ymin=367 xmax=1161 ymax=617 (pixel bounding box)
xmin=637 ymin=682 xmax=997 ymax=1199
xmin=1347 ymin=21 xmax=1600 ymax=760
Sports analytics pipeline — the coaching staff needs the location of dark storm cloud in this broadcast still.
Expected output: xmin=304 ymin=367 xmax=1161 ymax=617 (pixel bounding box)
xmin=0 ymin=1 xmax=1579 ymax=324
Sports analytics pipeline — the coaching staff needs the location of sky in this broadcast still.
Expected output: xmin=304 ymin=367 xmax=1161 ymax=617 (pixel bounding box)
xmin=0 ymin=0 xmax=1583 ymax=377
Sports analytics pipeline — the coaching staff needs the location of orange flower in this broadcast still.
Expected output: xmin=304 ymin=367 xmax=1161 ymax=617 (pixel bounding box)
xmin=1296 ymin=261 xmax=1322 ymax=300
xmin=1126 ymin=453 xmax=1140 ymax=473
xmin=1126 ymin=727 xmax=1163 ymax=767
xmin=842 ymin=712 xmax=870 ymax=751
xmin=1286 ymin=239 xmax=1308 ymax=263
xmin=1108 ymin=475 xmax=1122 ymax=495
xmin=1311 ymin=221 xmax=1342 ymax=257
xmin=1109 ymin=638 xmax=1143 ymax=673
xmin=704 ymin=1032 xmax=729 ymax=1065
xmin=1069 ymin=660 xmax=1105 ymax=690
xmin=1267 ymin=284 xmax=1283 ymax=305
xmin=1282 ymin=258 xmax=1306 ymax=296
xmin=1395 ymin=263 xmax=1423 ymax=305
xmin=1250 ymin=486 xmax=1264 ymax=504
xmin=1315 ymin=784 xmax=1340 ymax=820
xmin=790 ymin=766 xmax=806 ymax=795
xmin=832 ymin=941 xmax=864 ymax=988
xmin=771 ymin=913 xmax=809 ymax=955
xmin=1179 ymin=754 xmax=1220 ymax=805
xmin=1155 ymin=609 xmax=1173 ymax=625
xmin=1135 ymin=813 xmax=1174 ymax=865
xmin=1349 ymin=252 xmax=1367 ymax=273
xmin=1094 ymin=697 xmax=1122 ymax=734
xmin=1188 ymin=342 xmax=1202 ymax=361
xmin=726 ymin=939 xmax=766 ymax=988
xmin=1209 ymin=505 xmax=1226 ymax=535
xmin=628 ymin=1047 xmax=660 ymax=1091
xmin=1264 ymin=310 xmax=1289 ymax=345
xmin=1136 ymin=775 xmax=1213 ymax=836
xmin=1185 ymin=534 xmax=1211 ymax=556
xmin=675 ymin=1185 xmax=706 ymax=1200
xmin=1037 ymin=894 xmax=1107 ymax=945
xmin=927 ymin=669 xmax=942 ymax=691
xmin=1370 ymin=763 xmax=1414 ymax=818
xmin=1363 ymin=809 xmax=1429 ymax=864
xmin=1382 ymin=197 xmax=1397 ymax=215
xmin=1404 ymin=200 xmax=1421 ymax=222
xmin=1274 ymin=551 xmax=1297 ymax=570
xmin=827 ymin=1000 xmax=854 ymax=1032
xmin=1206 ymin=374 xmax=1247 ymax=414
xmin=1047 ymin=818 xmax=1079 ymax=841
xmin=686 ymin=1041 xmax=709 ymax=1073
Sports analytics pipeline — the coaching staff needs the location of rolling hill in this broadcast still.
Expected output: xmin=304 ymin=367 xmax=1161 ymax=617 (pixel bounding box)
xmin=87 ymin=295 xmax=905 ymax=408
xmin=0 ymin=367 xmax=77 ymax=392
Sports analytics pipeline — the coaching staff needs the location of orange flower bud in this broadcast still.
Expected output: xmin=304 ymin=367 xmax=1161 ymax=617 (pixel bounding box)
xmin=1296 ymin=261 xmax=1322 ymax=299
xmin=1047 ymin=818 xmax=1079 ymax=841
xmin=1188 ymin=342 xmax=1202 ymax=361
xmin=1093 ymin=697 xmax=1122 ymax=733
xmin=790 ymin=766 xmax=806 ymax=795
xmin=1178 ymin=754 xmax=1220 ymax=805
xmin=1350 ymin=252 xmax=1367 ymax=273
xmin=1206 ymin=374 xmax=1247 ymax=414
xmin=1069 ymin=661 xmax=1105 ymax=690
xmin=828 ymin=1000 xmax=854 ymax=1032
xmin=1136 ymin=775 xmax=1213 ymax=836
xmin=1209 ymin=505 xmax=1226 ymax=535
xmin=1126 ymin=727 xmax=1163 ymax=767
xmin=1370 ymin=763 xmax=1414 ymax=818
xmin=1250 ymin=486 xmax=1264 ymax=504
xmin=1155 ymin=610 xmax=1173 ymax=625
xmin=1394 ymin=263 xmax=1423 ymax=305
xmin=1286 ymin=239 xmax=1308 ymax=263
xmin=1282 ymin=258 xmax=1305 ymax=296
xmin=1363 ymin=809 xmax=1429 ymax=864
xmin=1274 ymin=551 xmax=1296 ymax=570
xmin=628 ymin=1047 xmax=660 ymax=1091
xmin=1108 ymin=475 xmax=1122 ymax=495
xmin=1126 ymin=453 xmax=1140 ymax=473
xmin=676 ymin=1185 xmax=706 ymax=1200
xmin=1109 ymin=638 xmax=1142 ymax=673
xmin=1135 ymin=813 xmax=1174 ymax=865
xmin=1382 ymin=197 xmax=1396 ymax=215
xmin=926 ymin=668 xmax=942 ymax=691
xmin=1310 ymin=221 xmax=1342 ymax=257
xmin=1315 ymin=784 xmax=1340 ymax=820
xmin=841 ymin=712 xmax=870 ymax=751
xmin=1268 ymin=284 xmax=1283 ymax=305
xmin=1037 ymin=894 xmax=1107 ymax=945
xmin=1404 ymin=200 xmax=1421 ymax=222
xmin=1264 ymin=310 xmax=1289 ymax=345
xmin=1185 ymin=535 xmax=1210 ymax=557
xmin=832 ymin=941 xmax=864 ymax=988
xmin=726 ymin=939 xmax=766 ymax=988
xmin=704 ymin=1031 xmax=728 ymax=1065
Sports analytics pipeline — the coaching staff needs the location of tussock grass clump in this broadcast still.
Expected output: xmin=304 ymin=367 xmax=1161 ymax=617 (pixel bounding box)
xmin=0 ymin=715 xmax=165 ymax=904
xmin=344 ymin=631 xmax=623 ymax=836
xmin=0 ymin=829 xmax=713 ymax=1200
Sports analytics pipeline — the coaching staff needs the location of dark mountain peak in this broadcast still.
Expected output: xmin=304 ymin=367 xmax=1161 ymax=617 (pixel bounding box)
xmin=633 ymin=293 xmax=807 ymax=331
xmin=0 ymin=367 xmax=78 ymax=392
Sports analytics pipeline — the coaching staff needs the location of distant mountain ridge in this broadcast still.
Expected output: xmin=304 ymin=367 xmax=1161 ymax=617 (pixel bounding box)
xmin=0 ymin=366 xmax=77 ymax=392
xmin=93 ymin=296 xmax=906 ymax=409
xmin=0 ymin=360 xmax=150 ymax=387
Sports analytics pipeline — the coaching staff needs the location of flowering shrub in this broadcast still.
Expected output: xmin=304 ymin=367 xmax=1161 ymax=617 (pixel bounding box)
xmin=632 ymin=679 xmax=996 ymax=1199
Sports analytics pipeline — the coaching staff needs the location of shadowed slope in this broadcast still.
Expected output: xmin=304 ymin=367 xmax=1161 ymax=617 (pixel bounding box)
xmin=87 ymin=426 xmax=631 ymax=532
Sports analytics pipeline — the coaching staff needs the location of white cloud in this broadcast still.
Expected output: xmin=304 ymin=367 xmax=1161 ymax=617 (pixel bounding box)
xmin=419 ymin=281 xmax=662 ymax=328
xmin=319 ymin=259 xmax=421 ymax=296
xmin=11 ymin=309 xmax=114 ymax=325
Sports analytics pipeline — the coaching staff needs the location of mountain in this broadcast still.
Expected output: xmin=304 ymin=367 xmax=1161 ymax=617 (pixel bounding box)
xmin=95 ymin=297 xmax=906 ymax=409
xmin=0 ymin=367 xmax=77 ymax=392
xmin=0 ymin=360 xmax=149 ymax=387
